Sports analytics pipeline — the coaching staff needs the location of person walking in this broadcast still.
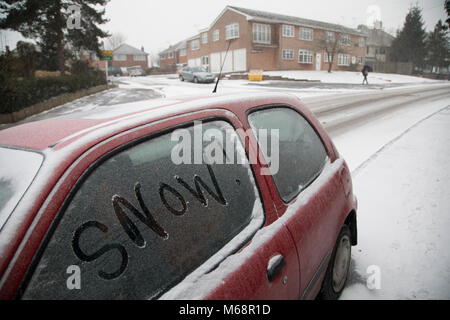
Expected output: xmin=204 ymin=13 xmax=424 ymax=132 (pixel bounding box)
xmin=362 ymin=65 xmax=370 ymax=85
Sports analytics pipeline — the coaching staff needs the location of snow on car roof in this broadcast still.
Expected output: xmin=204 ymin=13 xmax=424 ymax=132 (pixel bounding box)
xmin=0 ymin=92 xmax=300 ymax=151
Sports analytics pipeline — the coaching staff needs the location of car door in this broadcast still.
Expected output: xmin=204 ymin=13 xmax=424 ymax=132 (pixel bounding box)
xmin=14 ymin=109 xmax=299 ymax=300
xmin=247 ymin=106 xmax=347 ymax=299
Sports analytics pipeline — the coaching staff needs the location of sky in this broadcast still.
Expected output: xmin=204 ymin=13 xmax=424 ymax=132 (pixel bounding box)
xmin=0 ymin=0 xmax=447 ymax=56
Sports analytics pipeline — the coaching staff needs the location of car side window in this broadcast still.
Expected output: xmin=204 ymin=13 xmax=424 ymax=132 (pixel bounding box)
xmin=248 ymin=107 xmax=328 ymax=202
xmin=22 ymin=121 xmax=263 ymax=299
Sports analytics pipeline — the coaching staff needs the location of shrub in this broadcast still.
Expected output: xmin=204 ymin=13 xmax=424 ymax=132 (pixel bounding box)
xmin=0 ymin=71 xmax=106 ymax=114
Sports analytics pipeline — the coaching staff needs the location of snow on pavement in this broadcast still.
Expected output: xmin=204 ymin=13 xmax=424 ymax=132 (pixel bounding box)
xmin=340 ymin=105 xmax=450 ymax=299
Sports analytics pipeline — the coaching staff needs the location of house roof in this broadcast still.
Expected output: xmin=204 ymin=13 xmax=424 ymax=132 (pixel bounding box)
xmin=357 ymin=25 xmax=395 ymax=47
xmin=113 ymin=43 xmax=148 ymax=55
xmin=227 ymin=6 xmax=366 ymax=37
xmin=160 ymin=40 xmax=188 ymax=55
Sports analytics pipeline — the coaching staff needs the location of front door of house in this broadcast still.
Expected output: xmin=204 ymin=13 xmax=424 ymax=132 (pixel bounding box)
xmin=316 ymin=53 xmax=321 ymax=71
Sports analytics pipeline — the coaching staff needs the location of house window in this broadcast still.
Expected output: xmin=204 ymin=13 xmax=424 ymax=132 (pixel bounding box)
xmin=213 ymin=29 xmax=220 ymax=42
xmin=282 ymin=25 xmax=295 ymax=37
xmin=324 ymin=52 xmax=332 ymax=63
xmin=326 ymin=31 xmax=335 ymax=42
xmin=282 ymin=49 xmax=294 ymax=60
xmin=201 ymin=56 xmax=209 ymax=67
xmin=226 ymin=23 xmax=239 ymax=40
xmin=179 ymin=49 xmax=186 ymax=57
xmin=253 ymin=23 xmax=271 ymax=44
xmin=202 ymin=33 xmax=208 ymax=44
xmin=299 ymin=28 xmax=313 ymax=41
xmin=134 ymin=55 xmax=146 ymax=61
xmin=160 ymin=54 xmax=165 ymax=60
xmin=358 ymin=56 xmax=363 ymax=64
xmin=191 ymin=39 xmax=200 ymax=51
xmin=338 ymin=53 xmax=350 ymax=66
xmin=167 ymin=51 xmax=174 ymax=59
xmin=114 ymin=54 xmax=127 ymax=61
xmin=359 ymin=37 xmax=365 ymax=47
xmin=298 ymin=50 xmax=313 ymax=64
xmin=340 ymin=34 xmax=351 ymax=46
xmin=351 ymin=56 xmax=356 ymax=64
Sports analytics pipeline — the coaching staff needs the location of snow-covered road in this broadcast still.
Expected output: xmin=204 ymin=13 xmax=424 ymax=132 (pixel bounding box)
xmin=341 ymin=105 xmax=450 ymax=299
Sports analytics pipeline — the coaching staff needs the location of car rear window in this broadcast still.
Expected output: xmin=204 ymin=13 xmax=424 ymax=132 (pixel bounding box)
xmin=22 ymin=120 xmax=263 ymax=300
xmin=0 ymin=147 xmax=43 ymax=229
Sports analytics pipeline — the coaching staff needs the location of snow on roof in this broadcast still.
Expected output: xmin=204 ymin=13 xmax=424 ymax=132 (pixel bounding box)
xmin=228 ymin=6 xmax=366 ymax=36
xmin=113 ymin=43 xmax=148 ymax=55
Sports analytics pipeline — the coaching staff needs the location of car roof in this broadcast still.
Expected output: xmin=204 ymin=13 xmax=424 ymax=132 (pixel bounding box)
xmin=0 ymin=92 xmax=302 ymax=151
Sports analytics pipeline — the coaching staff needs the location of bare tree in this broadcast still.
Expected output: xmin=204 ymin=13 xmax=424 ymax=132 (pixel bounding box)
xmin=107 ymin=32 xmax=126 ymax=50
xmin=319 ymin=31 xmax=345 ymax=73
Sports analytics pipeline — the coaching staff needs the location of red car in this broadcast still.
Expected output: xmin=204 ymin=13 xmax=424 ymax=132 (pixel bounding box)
xmin=0 ymin=93 xmax=357 ymax=300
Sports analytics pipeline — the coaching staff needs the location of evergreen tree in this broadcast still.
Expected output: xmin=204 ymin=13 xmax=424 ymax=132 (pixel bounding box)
xmin=426 ymin=20 xmax=449 ymax=72
xmin=390 ymin=6 xmax=427 ymax=68
xmin=0 ymin=0 xmax=109 ymax=75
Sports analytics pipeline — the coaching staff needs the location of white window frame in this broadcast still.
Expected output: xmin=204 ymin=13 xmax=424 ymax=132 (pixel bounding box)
xmin=179 ymin=49 xmax=186 ymax=57
xmin=167 ymin=51 xmax=174 ymax=59
xmin=358 ymin=56 xmax=363 ymax=64
xmin=160 ymin=54 xmax=165 ymax=60
xmin=282 ymin=49 xmax=294 ymax=60
xmin=326 ymin=31 xmax=335 ymax=42
xmin=201 ymin=55 xmax=209 ymax=66
xmin=213 ymin=29 xmax=220 ymax=42
xmin=226 ymin=23 xmax=239 ymax=40
xmin=191 ymin=39 xmax=200 ymax=51
xmin=253 ymin=23 xmax=271 ymax=44
xmin=338 ymin=53 xmax=350 ymax=66
xmin=114 ymin=54 xmax=127 ymax=61
xmin=299 ymin=27 xmax=314 ymax=41
xmin=340 ymin=34 xmax=351 ymax=46
xmin=134 ymin=55 xmax=146 ymax=61
xmin=298 ymin=49 xmax=313 ymax=64
xmin=324 ymin=52 xmax=329 ymax=63
xmin=359 ymin=37 xmax=365 ymax=47
xmin=282 ymin=25 xmax=295 ymax=37
xmin=202 ymin=33 xmax=208 ymax=44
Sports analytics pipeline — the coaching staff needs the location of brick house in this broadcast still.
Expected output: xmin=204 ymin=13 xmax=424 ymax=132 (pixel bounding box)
xmin=358 ymin=23 xmax=394 ymax=63
xmin=83 ymin=43 xmax=149 ymax=69
xmin=159 ymin=40 xmax=188 ymax=70
xmin=161 ymin=6 xmax=367 ymax=73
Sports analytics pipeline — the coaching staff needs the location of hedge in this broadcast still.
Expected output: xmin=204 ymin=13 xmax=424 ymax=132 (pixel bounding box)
xmin=0 ymin=71 xmax=106 ymax=114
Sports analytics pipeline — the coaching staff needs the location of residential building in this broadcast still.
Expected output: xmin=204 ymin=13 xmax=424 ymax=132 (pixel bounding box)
xmin=160 ymin=6 xmax=367 ymax=73
xmin=358 ymin=23 xmax=395 ymax=63
xmin=159 ymin=40 xmax=188 ymax=69
xmin=82 ymin=43 xmax=149 ymax=69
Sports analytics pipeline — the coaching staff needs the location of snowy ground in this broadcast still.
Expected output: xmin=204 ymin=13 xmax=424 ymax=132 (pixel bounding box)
xmin=263 ymin=70 xmax=440 ymax=84
xmin=340 ymin=105 xmax=450 ymax=299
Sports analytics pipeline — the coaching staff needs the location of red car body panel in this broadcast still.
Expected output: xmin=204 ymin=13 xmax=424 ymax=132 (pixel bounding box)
xmin=0 ymin=93 xmax=357 ymax=300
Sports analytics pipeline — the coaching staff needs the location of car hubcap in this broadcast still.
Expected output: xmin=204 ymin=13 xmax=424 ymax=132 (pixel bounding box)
xmin=332 ymin=235 xmax=351 ymax=293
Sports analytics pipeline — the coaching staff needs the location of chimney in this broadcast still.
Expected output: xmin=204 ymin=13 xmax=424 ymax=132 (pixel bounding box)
xmin=141 ymin=46 xmax=144 ymax=52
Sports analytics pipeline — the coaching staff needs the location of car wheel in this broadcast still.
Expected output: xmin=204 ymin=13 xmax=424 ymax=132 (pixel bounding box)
xmin=319 ymin=225 xmax=351 ymax=300
xmin=180 ymin=75 xmax=184 ymax=82
xmin=193 ymin=77 xmax=199 ymax=83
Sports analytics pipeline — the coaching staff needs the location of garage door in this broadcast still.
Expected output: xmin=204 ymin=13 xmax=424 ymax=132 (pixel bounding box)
xmin=233 ymin=49 xmax=246 ymax=72
xmin=210 ymin=53 xmax=221 ymax=73
xmin=188 ymin=58 xmax=201 ymax=67
xmin=221 ymin=51 xmax=233 ymax=73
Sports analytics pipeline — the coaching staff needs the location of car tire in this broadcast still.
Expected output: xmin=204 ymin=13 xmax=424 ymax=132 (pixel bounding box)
xmin=319 ymin=225 xmax=352 ymax=300
xmin=193 ymin=77 xmax=199 ymax=83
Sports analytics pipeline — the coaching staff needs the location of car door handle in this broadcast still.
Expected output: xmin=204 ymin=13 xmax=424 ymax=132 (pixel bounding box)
xmin=266 ymin=254 xmax=286 ymax=282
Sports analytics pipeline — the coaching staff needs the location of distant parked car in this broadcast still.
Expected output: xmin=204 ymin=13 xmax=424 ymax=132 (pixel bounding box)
xmin=0 ymin=93 xmax=357 ymax=300
xmin=128 ymin=66 xmax=145 ymax=77
xmin=179 ymin=66 xmax=216 ymax=83
xmin=108 ymin=66 xmax=123 ymax=77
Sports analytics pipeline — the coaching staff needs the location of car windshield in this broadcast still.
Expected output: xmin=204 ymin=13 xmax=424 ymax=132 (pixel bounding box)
xmin=190 ymin=67 xmax=207 ymax=73
xmin=0 ymin=148 xmax=43 ymax=229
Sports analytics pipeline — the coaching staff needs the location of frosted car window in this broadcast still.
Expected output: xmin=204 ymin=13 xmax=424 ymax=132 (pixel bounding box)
xmin=248 ymin=108 xmax=328 ymax=202
xmin=0 ymin=148 xmax=43 ymax=229
xmin=23 ymin=121 xmax=263 ymax=300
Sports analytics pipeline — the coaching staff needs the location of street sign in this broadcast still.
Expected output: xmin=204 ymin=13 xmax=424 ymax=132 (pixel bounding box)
xmin=100 ymin=50 xmax=113 ymax=61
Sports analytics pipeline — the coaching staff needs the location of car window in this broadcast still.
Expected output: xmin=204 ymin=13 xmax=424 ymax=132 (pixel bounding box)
xmin=0 ymin=148 xmax=43 ymax=229
xmin=248 ymin=107 xmax=328 ymax=202
xmin=22 ymin=121 xmax=263 ymax=300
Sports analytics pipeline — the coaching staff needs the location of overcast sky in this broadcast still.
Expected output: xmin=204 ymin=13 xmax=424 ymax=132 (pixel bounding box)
xmin=0 ymin=0 xmax=447 ymax=56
